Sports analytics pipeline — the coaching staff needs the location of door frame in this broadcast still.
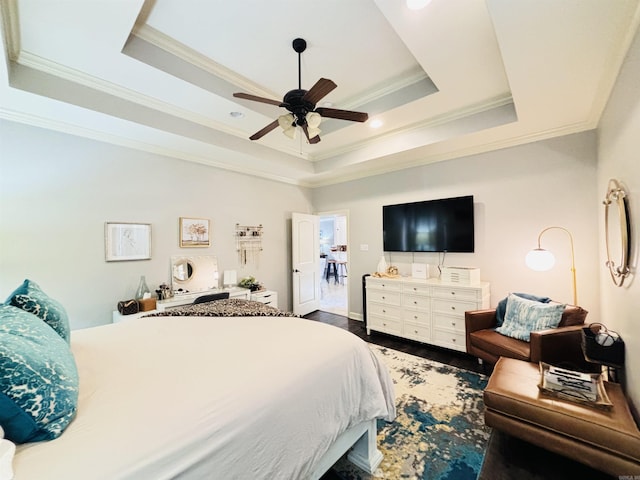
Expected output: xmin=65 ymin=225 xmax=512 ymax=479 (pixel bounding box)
xmin=318 ymin=209 xmax=350 ymax=316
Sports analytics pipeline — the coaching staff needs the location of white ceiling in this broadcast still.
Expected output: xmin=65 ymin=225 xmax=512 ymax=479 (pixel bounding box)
xmin=1 ymin=0 xmax=639 ymax=187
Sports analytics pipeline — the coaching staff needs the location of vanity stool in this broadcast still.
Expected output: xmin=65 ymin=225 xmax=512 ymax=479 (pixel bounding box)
xmin=483 ymin=357 xmax=640 ymax=477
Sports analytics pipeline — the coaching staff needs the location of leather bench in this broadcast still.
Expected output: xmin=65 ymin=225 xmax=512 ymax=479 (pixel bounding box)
xmin=484 ymin=357 xmax=640 ymax=477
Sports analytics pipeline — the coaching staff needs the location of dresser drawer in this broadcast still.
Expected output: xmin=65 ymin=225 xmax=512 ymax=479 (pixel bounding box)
xmin=366 ymin=279 xmax=402 ymax=292
xmin=403 ymin=322 xmax=431 ymax=342
xmin=403 ymin=283 xmax=431 ymax=296
xmin=402 ymin=309 xmax=430 ymax=325
xmin=403 ymin=294 xmax=430 ymax=310
xmin=368 ymin=315 xmax=402 ymax=335
xmin=368 ymin=290 xmax=401 ymax=306
xmin=432 ymin=298 xmax=475 ymax=318
xmin=368 ymin=302 xmax=401 ymax=319
xmin=431 ymin=286 xmax=480 ymax=302
xmin=433 ymin=314 xmax=465 ymax=333
xmin=432 ymin=329 xmax=466 ymax=352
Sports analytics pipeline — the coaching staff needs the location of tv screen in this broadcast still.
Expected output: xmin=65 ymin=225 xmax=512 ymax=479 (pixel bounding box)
xmin=383 ymin=195 xmax=474 ymax=252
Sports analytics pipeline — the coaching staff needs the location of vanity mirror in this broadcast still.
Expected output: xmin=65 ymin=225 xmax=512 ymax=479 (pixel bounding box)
xmin=603 ymin=179 xmax=631 ymax=287
xmin=170 ymin=255 xmax=219 ymax=293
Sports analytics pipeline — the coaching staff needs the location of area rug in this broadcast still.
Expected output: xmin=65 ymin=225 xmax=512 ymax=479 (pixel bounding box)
xmin=332 ymin=345 xmax=490 ymax=480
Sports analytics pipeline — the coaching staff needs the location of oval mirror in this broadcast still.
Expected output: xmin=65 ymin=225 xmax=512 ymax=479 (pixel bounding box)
xmin=173 ymin=259 xmax=194 ymax=283
xmin=603 ymin=179 xmax=631 ymax=286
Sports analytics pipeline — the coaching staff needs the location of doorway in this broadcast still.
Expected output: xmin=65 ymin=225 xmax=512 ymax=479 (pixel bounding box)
xmin=319 ymin=212 xmax=348 ymax=316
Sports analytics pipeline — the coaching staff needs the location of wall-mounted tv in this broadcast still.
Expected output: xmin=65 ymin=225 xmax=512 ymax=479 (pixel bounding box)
xmin=383 ymin=195 xmax=474 ymax=252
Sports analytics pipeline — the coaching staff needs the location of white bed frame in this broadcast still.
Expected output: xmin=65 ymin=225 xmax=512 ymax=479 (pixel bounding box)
xmin=309 ymin=419 xmax=383 ymax=479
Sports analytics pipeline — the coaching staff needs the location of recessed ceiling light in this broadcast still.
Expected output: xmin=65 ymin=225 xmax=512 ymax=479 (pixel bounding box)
xmin=370 ymin=119 xmax=383 ymax=129
xmin=406 ymin=0 xmax=432 ymax=10
xmin=229 ymin=111 xmax=244 ymax=118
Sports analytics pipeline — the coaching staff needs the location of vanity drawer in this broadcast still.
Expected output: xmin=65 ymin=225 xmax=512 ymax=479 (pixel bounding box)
xmin=368 ymin=290 xmax=401 ymax=306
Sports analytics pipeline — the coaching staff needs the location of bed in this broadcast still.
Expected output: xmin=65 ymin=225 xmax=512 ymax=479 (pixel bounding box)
xmin=4 ymin=298 xmax=396 ymax=480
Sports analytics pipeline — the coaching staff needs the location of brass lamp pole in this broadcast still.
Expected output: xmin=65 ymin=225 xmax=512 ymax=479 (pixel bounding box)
xmin=525 ymin=226 xmax=577 ymax=305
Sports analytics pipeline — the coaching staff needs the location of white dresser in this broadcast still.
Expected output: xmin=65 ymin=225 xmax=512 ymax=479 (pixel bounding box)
xmin=365 ymin=276 xmax=490 ymax=352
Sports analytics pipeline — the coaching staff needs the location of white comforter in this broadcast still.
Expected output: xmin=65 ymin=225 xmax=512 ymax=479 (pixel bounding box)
xmin=13 ymin=316 xmax=395 ymax=480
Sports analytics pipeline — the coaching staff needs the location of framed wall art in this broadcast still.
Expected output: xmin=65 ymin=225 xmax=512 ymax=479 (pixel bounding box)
xmin=105 ymin=222 xmax=151 ymax=261
xmin=180 ymin=217 xmax=210 ymax=248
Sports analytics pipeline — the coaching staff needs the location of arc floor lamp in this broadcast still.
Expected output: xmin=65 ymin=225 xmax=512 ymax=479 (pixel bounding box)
xmin=525 ymin=226 xmax=577 ymax=305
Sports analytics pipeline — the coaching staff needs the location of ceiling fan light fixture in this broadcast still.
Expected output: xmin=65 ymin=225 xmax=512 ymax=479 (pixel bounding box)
xmin=278 ymin=114 xmax=297 ymax=138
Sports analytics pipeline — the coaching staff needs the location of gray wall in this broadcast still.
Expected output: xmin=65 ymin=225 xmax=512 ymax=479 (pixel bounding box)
xmin=597 ymin=26 xmax=640 ymax=412
xmin=312 ymin=131 xmax=600 ymax=321
xmin=0 ymin=121 xmax=313 ymax=329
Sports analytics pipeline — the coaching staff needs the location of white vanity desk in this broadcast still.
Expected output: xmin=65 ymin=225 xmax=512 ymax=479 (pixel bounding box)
xmin=112 ymin=287 xmax=250 ymax=323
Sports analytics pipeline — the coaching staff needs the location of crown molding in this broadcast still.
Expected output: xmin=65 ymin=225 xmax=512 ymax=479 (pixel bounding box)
xmin=131 ymin=24 xmax=279 ymax=100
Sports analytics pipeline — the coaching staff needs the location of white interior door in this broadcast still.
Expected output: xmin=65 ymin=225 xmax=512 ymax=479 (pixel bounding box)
xmin=292 ymin=212 xmax=320 ymax=316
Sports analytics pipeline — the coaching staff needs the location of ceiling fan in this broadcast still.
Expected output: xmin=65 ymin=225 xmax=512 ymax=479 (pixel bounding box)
xmin=233 ymin=38 xmax=368 ymax=144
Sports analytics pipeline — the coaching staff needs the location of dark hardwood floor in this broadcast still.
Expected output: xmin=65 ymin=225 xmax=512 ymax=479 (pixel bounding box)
xmin=304 ymin=310 xmax=485 ymax=374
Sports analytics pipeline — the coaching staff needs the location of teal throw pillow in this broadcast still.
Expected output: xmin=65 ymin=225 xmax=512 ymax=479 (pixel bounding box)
xmin=0 ymin=305 xmax=79 ymax=444
xmin=6 ymin=279 xmax=70 ymax=343
xmin=496 ymin=293 xmax=565 ymax=342
xmin=495 ymin=292 xmax=551 ymax=327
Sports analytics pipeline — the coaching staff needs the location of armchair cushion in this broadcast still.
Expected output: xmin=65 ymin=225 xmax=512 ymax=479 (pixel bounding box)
xmin=496 ymin=294 xmax=565 ymax=342
xmin=495 ymin=292 xmax=551 ymax=326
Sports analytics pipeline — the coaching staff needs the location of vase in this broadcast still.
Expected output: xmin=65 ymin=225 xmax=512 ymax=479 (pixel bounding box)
xmin=377 ymin=255 xmax=388 ymax=274
xmin=135 ymin=275 xmax=151 ymax=300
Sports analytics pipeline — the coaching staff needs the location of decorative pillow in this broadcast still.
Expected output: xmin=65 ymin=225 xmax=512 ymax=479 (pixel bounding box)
xmin=496 ymin=294 xmax=565 ymax=342
xmin=0 ymin=305 xmax=79 ymax=444
xmin=495 ymin=292 xmax=551 ymax=327
xmin=5 ymin=279 xmax=70 ymax=343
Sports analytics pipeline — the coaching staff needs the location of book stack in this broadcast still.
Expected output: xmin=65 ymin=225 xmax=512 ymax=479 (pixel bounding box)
xmin=542 ymin=366 xmax=598 ymax=402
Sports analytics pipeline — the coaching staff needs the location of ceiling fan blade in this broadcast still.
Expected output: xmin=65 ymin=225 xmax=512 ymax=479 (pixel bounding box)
xmin=233 ymin=92 xmax=283 ymax=107
xmin=302 ymin=78 xmax=337 ymax=105
xmin=249 ymin=120 xmax=279 ymax=140
xmin=315 ymin=107 xmax=368 ymax=123
xmin=302 ymin=124 xmax=321 ymax=144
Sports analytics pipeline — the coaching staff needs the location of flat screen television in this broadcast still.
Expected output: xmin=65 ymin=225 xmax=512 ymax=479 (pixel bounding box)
xmin=383 ymin=195 xmax=474 ymax=252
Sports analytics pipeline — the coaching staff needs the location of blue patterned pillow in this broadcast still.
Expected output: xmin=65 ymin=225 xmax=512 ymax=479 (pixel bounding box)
xmin=6 ymin=279 xmax=70 ymax=343
xmin=0 ymin=305 xmax=79 ymax=443
xmin=496 ymin=294 xmax=565 ymax=342
xmin=495 ymin=292 xmax=551 ymax=327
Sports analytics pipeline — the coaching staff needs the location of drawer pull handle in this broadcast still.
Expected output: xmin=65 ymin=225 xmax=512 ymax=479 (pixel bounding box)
xmin=451 ymin=306 xmax=456 ymax=310
xmin=382 ymin=296 xmax=386 ymax=300
xmin=452 ymin=338 xmax=457 ymax=342
xmin=382 ymin=309 xmax=386 ymax=313
xmin=414 ymin=315 xmax=418 ymax=319
xmin=451 ymin=292 xmax=456 ymax=295
xmin=414 ymin=301 xmax=418 ymax=305
xmin=414 ymin=330 xmax=419 ymax=334
xmin=451 ymin=322 xmax=456 ymax=326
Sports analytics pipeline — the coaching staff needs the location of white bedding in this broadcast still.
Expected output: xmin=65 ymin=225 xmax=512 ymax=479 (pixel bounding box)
xmin=12 ymin=316 xmax=395 ymax=480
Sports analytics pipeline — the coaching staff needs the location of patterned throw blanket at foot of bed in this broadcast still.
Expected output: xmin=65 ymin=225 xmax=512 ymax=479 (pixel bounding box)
xmin=143 ymin=298 xmax=299 ymax=318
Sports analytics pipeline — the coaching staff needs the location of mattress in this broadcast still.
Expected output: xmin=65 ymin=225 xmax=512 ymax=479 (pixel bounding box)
xmin=12 ymin=315 xmax=395 ymax=479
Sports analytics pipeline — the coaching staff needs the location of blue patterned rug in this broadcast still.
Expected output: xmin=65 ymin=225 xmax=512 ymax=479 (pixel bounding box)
xmin=332 ymin=345 xmax=490 ymax=480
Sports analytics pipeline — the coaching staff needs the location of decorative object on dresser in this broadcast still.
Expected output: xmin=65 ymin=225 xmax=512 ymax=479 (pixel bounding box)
xmin=525 ymin=226 xmax=578 ymax=304
xmin=365 ymin=276 xmax=490 ymax=352
xmin=134 ymin=275 xmax=151 ymax=299
xmin=603 ymin=178 xmax=631 ymax=287
xmin=179 ymin=217 xmax=210 ymax=248
xmin=104 ymin=222 xmax=151 ymax=262
xmin=117 ymin=299 xmax=138 ymax=315
xmin=440 ymin=266 xmax=480 ymax=285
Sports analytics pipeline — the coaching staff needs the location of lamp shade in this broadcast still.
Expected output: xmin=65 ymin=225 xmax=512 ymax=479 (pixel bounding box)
xmin=278 ymin=114 xmax=296 ymax=139
xmin=306 ymin=112 xmax=322 ymax=138
xmin=525 ymin=248 xmax=556 ymax=271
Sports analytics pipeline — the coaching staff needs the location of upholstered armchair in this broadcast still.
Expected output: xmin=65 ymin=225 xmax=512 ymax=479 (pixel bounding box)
xmin=465 ymin=300 xmax=591 ymax=369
